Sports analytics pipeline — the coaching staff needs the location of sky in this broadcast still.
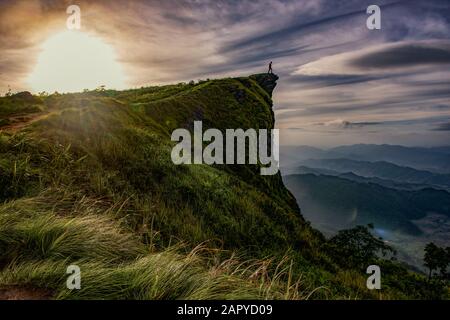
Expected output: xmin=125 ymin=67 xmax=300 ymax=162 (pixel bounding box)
xmin=0 ymin=0 xmax=449 ymax=147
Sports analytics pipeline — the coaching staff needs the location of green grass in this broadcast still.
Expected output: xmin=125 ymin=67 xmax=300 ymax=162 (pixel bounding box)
xmin=0 ymin=192 xmax=327 ymax=300
xmin=0 ymin=93 xmax=44 ymax=118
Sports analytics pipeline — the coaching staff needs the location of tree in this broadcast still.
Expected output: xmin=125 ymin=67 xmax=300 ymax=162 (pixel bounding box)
xmin=424 ymin=243 xmax=439 ymax=280
xmin=5 ymin=85 xmax=12 ymax=97
xmin=96 ymin=85 xmax=106 ymax=92
xmin=326 ymin=224 xmax=395 ymax=269
xmin=446 ymin=247 xmax=450 ymax=279
xmin=424 ymin=243 xmax=449 ymax=280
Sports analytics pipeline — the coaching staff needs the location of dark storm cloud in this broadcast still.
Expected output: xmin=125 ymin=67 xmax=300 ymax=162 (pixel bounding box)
xmin=350 ymin=44 xmax=450 ymax=69
xmin=288 ymin=74 xmax=392 ymax=88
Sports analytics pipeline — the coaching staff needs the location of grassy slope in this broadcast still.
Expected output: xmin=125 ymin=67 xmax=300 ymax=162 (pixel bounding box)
xmin=0 ymin=75 xmax=435 ymax=299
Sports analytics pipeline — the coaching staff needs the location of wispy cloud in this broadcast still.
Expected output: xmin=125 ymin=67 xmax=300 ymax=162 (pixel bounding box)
xmin=315 ymin=119 xmax=382 ymax=129
xmin=292 ymin=40 xmax=450 ymax=76
xmin=432 ymin=122 xmax=450 ymax=131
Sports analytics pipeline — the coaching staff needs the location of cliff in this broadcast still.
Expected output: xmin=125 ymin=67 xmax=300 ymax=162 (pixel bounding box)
xmin=0 ymin=74 xmax=428 ymax=300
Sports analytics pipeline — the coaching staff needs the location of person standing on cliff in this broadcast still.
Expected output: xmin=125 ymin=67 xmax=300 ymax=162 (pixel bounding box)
xmin=268 ymin=61 xmax=273 ymax=74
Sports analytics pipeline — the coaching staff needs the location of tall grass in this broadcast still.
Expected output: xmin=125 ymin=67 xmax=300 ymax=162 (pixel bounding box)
xmin=0 ymin=191 xmax=329 ymax=300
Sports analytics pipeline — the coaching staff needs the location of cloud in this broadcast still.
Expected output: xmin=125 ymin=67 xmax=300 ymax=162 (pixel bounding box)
xmin=432 ymin=122 xmax=450 ymax=131
xmin=351 ymin=43 xmax=450 ymax=69
xmin=428 ymin=104 xmax=450 ymax=111
xmin=316 ymin=119 xmax=381 ymax=129
xmin=289 ymin=74 xmax=394 ymax=88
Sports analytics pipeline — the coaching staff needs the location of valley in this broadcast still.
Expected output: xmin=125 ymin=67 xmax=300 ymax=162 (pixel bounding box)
xmin=281 ymin=144 xmax=450 ymax=271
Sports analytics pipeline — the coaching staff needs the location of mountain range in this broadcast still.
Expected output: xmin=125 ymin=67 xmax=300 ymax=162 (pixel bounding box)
xmin=281 ymin=143 xmax=450 ymax=271
xmin=281 ymin=144 xmax=450 ymax=174
xmin=297 ymin=158 xmax=450 ymax=191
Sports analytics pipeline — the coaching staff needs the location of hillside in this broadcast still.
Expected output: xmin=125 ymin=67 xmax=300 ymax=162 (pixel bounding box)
xmin=0 ymin=74 xmax=442 ymax=299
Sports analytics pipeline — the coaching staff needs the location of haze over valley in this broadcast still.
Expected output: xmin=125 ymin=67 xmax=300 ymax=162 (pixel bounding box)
xmin=282 ymin=144 xmax=450 ymax=270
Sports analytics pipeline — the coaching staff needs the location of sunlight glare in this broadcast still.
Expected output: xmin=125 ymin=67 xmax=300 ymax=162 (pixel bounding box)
xmin=28 ymin=31 xmax=127 ymax=93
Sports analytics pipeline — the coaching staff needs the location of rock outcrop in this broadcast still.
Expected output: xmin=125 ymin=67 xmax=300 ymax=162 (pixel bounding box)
xmin=250 ymin=73 xmax=279 ymax=97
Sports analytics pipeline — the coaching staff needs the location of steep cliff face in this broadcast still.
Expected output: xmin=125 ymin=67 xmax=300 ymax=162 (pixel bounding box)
xmin=123 ymin=74 xmax=309 ymax=242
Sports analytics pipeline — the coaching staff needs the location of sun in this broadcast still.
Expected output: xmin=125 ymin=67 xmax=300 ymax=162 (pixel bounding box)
xmin=28 ymin=31 xmax=127 ymax=93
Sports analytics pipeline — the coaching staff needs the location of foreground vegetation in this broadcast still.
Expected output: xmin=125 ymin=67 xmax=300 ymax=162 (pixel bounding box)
xmin=0 ymin=75 xmax=448 ymax=299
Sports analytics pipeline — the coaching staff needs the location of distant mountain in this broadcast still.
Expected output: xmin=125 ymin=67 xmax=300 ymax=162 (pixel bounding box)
xmin=281 ymin=144 xmax=450 ymax=173
xmin=337 ymin=172 xmax=432 ymax=191
xmin=295 ymin=166 xmax=341 ymax=176
xmin=295 ymin=166 xmax=433 ymax=191
xmin=298 ymin=158 xmax=450 ymax=190
xmin=428 ymin=146 xmax=450 ymax=155
xmin=328 ymin=144 xmax=450 ymax=173
xmin=279 ymin=145 xmax=326 ymax=168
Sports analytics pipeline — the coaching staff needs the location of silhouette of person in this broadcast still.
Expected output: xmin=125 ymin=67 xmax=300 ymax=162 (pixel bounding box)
xmin=268 ymin=61 xmax=273 ymax=74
